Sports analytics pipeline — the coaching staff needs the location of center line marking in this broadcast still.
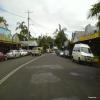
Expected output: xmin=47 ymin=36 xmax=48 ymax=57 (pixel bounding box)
xmin=0 ymin=55 xmax=45 ymax=85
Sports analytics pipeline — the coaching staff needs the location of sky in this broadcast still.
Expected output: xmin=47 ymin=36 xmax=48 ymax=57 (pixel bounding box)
xmin=0 ymin=0 xmax=98 ymax=39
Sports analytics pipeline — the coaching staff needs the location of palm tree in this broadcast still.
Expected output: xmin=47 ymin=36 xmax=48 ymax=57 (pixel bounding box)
xmin=97 ymin=16 xmax=100 ymax=30
xmin=16 ymin=21 xmax=31 ymax=41
xmin=0 ymin=17 xmax=6 ymax=23
xmin=0 ymin=16 xmax=8 ymax=27
xmin=88 ymin=1 xmax=100 ymax=30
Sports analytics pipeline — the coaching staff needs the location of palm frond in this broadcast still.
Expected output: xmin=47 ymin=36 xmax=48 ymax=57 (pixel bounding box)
xmin=88 ymin=2 xmax=100 ymax=18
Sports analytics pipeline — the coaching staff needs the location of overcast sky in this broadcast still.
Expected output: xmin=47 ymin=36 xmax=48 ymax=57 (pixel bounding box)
xmin=0 ymin=0 xmax=98 ymax=39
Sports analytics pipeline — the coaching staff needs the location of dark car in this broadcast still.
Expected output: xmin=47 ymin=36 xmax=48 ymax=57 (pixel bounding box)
xmin=55 ymin=49 xmax=60 ymax=56
xmin=56 ymin=50 xmax=63 ymax=56
xmin=0 ymin=52 xmax=7 ymax=61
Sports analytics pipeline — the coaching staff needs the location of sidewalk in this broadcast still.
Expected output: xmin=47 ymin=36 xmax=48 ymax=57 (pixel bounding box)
xmin=93 ymin=62 xmax=100 ymax=67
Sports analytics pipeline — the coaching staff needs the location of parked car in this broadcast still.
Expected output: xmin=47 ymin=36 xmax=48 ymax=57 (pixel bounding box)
xmin=6 ymin=50 xmax=20 ymax=59
xmin=64 ymin=49 xmax=69 ymax=57
xmin=56 ymin=49 xmax=60 ymax=56
xmin=0 ymin=52 xmax=7 ymax=61
xmin=19 ymin=49 xmax=28 ymax=56
xmin=56 ymin=50 xmax=64 ymax=56
xmin=59 ymin=50 xmax=64 ymax=56
xmin=72 ymin=43 xmax=94 ymax=63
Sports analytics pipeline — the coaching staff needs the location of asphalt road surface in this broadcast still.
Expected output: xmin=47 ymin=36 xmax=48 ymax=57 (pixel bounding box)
xmin=0 ymin=54 xmax=100 ymax=100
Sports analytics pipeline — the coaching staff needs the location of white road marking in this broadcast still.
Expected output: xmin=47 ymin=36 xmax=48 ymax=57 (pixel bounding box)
xmin=0 ymin=55 xmax=45 ymax=85
xmin=88 ymin=96 xmax=97 ymax=99
xmin=70 ymin=72 xmax=79 ymax=76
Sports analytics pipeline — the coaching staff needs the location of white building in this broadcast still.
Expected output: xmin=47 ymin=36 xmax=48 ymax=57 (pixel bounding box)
xmin=20 ymin=41 xmax=38 ymax=47
xmin=72 ymin=31 xmax=85 ymax=43
xmin=72 ymin=24 xmax=98 ymax=43
xmin=85 ymin=24 xmax=98 ymax=35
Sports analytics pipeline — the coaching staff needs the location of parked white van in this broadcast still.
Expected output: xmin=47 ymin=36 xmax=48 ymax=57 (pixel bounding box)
xmin=72 ymin=43 xmax=94 ymax=63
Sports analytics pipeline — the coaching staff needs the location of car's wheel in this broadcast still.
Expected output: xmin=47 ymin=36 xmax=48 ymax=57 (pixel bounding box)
xmin=72 ymin=56 xmax=74 ymax=62
xmin=20 ymin=54 xmax=21 ymax=57
xmin=78 ymin=57 xmax=81 ymax=63
xmin=5 ymin=57 xmax=8 ymax=61
xmin=14 ymin=55 xmax=16 ymax=58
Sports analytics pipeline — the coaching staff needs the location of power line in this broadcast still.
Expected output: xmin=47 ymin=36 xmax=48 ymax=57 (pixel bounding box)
xmin=30 ymin=18 xmax=46 ymax=28
xmin=0 ymin=7 xmax=26 ymax=18
xmin=30 ymin=18 xmax=44 ymax=34
xmin=29 ymin=19 xmax=43 ymax=37
xmin=30 ymin=18 xmax=40 ymax=27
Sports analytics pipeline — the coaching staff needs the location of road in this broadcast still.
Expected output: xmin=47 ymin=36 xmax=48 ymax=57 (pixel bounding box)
xmin=0 ymin=54 xmax=100 ymax=100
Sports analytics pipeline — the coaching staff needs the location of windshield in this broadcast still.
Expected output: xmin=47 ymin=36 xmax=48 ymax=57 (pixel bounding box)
xmin=81 ymin=47 xmax=92 ymax=53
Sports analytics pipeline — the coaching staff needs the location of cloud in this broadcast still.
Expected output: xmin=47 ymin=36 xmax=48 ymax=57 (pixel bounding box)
xmin=0 ymin=0 xmax=97 ymax=38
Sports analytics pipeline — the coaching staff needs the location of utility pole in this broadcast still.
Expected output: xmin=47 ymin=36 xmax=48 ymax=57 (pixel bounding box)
xmin=26 ymin=10 xmax=32 ymax=49
xmin=27 ymin=11 xmax=30 ymax=50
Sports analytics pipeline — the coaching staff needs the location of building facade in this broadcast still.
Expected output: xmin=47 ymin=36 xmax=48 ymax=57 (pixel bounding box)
xmin=72 ymin=24 xmax=100 ymax=63
xmin=0 ymin=25 xmax=20 ymax=53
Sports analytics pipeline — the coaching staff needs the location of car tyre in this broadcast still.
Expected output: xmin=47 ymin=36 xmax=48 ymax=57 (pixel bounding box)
xmin=78 ymin=57 xmax=81 ymax=63
xmin=5 ymin=57 xmax=8 ymax=61
xmin=72 ymin=57 xmax=74 ymax=62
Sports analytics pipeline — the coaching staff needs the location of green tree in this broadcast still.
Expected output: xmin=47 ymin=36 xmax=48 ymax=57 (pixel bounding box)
xmin=38 ymin=36 xmax=48 ymax=52
xmin=16 ymin=21 xmax=31 ymax=41
xmin=0 ymin=16 xmax=8 ymax=27
xmin=55 ymin=24 xmax=67 ymax=49
xmin=38 ymin=35 xmax=53 ymax=52
xmin=88 ymin=1 xmax=100 ymax=30
xmin=97 ymin=16 xmax=100 ymax=30
xmin=47 ymin=36 xmax=54 ymax=48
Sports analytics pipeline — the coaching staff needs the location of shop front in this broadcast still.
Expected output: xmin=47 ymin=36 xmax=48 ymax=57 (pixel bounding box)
xmin=0 ymin=27 xmax=20 ymax=53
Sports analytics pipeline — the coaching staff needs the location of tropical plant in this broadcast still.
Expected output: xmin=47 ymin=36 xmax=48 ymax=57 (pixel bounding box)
xmin=0 ymin=16 xmax=6 ymax=23
xmin=16 ymin=21 xmax=31 ymax=41
xmin=88 ymin=1 xmax=100 ymax=30
xmin=55 ymin=24 xmax=67 ymax=49
xmin=38 ymin=35 xmax=54 ymax=52
xmin=97 ymin=16 xmax=100 ymax=30
xmin=0 ymin=16 xmax=8 ymax=27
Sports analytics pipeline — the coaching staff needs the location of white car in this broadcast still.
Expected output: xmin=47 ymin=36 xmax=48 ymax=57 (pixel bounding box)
xmin=6 ymin=50 xmax=20 ymax=59
xmin=72 ymin=43 xmax=94 ymax=63
xmin=64 ymin=49 xmax=69 ymax=57
xmin=59 ymin=50 xmax=64 ymax=56
xmin=19 ymin=49 xmax=28 ymax=56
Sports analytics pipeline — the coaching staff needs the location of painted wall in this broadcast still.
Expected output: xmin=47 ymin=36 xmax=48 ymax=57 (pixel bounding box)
xmin=0 ymin=27 xmax=19 ymax=43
